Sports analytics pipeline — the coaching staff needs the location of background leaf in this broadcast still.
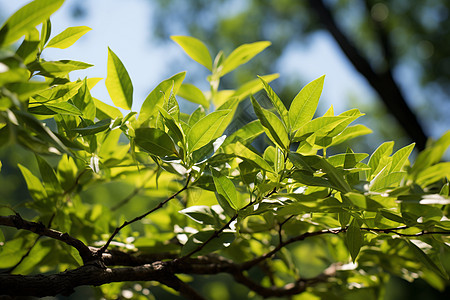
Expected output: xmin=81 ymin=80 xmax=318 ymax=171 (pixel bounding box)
xmin=171 ymin=36 xmax=212 ymax=70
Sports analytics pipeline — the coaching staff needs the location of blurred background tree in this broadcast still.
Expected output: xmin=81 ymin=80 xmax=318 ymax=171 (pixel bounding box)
xmin=148 ymin=0 xmax=450 ymax=152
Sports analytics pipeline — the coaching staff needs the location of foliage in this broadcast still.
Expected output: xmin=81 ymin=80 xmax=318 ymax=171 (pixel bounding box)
xmin=0 ymin=1 xmax=450 ymax=299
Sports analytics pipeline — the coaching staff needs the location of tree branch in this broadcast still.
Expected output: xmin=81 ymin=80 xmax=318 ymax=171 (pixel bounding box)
xmin=98 ymin=175 xmax=191 ymax=255
xmin=0 ymin=214 xmax=95 ymax=264
xmin=308 ymin=0 xmax=428 ymax=150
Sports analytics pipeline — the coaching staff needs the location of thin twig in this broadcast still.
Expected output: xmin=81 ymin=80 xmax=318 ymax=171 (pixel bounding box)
xmin=98 ymin=175 xmax=191 ymax=255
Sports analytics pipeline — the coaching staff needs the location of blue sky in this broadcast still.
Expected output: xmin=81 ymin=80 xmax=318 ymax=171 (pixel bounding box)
xmin=1 ymin=0 xmax=377 ymax=116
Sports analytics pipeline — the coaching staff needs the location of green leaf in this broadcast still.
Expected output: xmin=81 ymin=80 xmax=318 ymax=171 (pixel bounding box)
xmin=221 ymin=120 xmax=264 ymax=148
xmin=105 ymin=47 xmax=133 ymax=110
xmin=18 ymin=164 xmax=47 ymax=202
xmin=171 ymin=36 xmax=212 ymax=71
xmin=135 ymin=127 xmax=178 ymax=157
xmin=28 ymin=102 xmax=83 ymax=116
xmin=251 ymin=95 xmax=289 ymax=150
xmin=327 ymin=153 xmax=368 ymax=168
xmin=46 ymin=26 xmax=91 ymax=49
xmin=289 ymin=75 xmax=325 ymax=131
xmin=181 ymin=229 xmax=235 ymax=257
xmin=188 ymin=106 xmax=206 ymax=127
xmin=258 ymin=76 xmax=289 ymax=128
xmin=39 ymin=18 xmax=51 ymax=50
xmin=397 ymin=194 xmax=450 ymax=205
xmin=292 ymin=116 xmax=349 ymax=142
xmin=407 ymin=240 xmax=448 ymax=279
xmin=0 ymin=0 xmax=64 ymax=47
xmin=415 ymin=162 xmax=450 ymax=187
xmin=94 ymin=98 xmax=123 ymax=119
xmin=367 ymin=141 xmax=394 ymax=180
xmin=346 ymin=219 xmax=363 ymax=263
xmin=410 ymin=131 xmax=450 ymax=177
xmin=187 ymin=110 xmax=231 ymax=152
xmin=12 ymin=240 xmax=52 ymax=275
xmin=4 ymin=82 xmax=50 ymax=102
xmin=72 ymin=79 xmax=96 ymax=121
xmin=31 ymin=60 xmax=93 ymax=77
xmin=16 ymin=28 xmax=40 ymax=65
xmin=220 ymin=41 xmax=271 ymax=76
xmin=369 ymin=169 xmax=405 ymax=191
xmin=234 ymin=73 xmax=279 ymax=101
xmin=139 ymin=72 xmax=186 ymax=123
xmin=211 ymin=169 xmax=244 ymax=210
xmin=329 ymin=124 xmax=373 ymax=147
xmin=72 ymin=118 xmax=111 ymax=135
xmin=179 ymin=206 xmax=218 ymax=225
xmin=224 ymin=142 xmax=274 ymax=173
xmin=390 ymin=143 xmax=415 ymax=172
xmin=178 ymin=83 xmax=209 ymax=108
xmin=35 ymin=154 xmax=61 ymax=196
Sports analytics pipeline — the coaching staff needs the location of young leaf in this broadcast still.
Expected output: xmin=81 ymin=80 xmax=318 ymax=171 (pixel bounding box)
xmin=346 ymin=219 xmax=363 ymax=263
xmin=187 ymin=110 xmax=231 ymax=152
xmin=258 ymin=76 xmax=289 ymax=128
xmin=390 ymin=143 xmax=415 ymax=172
xmin=139 ymin=72 xmax=186 ymax=123
xmin=0 ymin=0 xmax=64 ymax=47
xmin=329 ymin=125 xmax=373 ymax=147
xmin=234 ymin=74 xmax=279 ymax=101
xmin=224 ymin=142 xmax=274 ymax=173
xmin=367 ymin=141 xmax=394 ymax=179
xmin=220 ymin=41 xmax=271 ymax=76
xmin=251 ymin=95 xmax=289 ymax=150
xmin=171 ymin=36 xmax=212 ymax=71
xmin=135 ymin=127 xmax=178 ymax=157
xmin=289 ymin=75 xmax=325 ymax=131
xmin=221 ymin=120 xmax=264 ymax=148
xmin=46 ymin=26 xmax=91 ymax=49
xmin=94 ymin=98 xmax=123 ymax=119
xmin=178 ymin=83 xmax=209 ymax=108
xmin=211 ymin=169 xmax=244 ymax=210
xmin=39 ymin=18 xmax=51 ymax=50
xmin=105 ymin=47 xmax=133 ymax=110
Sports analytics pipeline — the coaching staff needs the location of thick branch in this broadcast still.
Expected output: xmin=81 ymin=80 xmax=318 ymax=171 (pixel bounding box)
xmin=0 ymin=214 xmax=94 ymax=264
xmin=0 ymin=263 xmax=161 ymax=297
xmin=308 ymin=0 xmax=428 ymax=150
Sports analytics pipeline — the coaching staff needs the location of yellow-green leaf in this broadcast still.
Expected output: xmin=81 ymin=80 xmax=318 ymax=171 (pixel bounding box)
xmin=46 ymin=26 xmax=91 ymax=49
xmin=105 ymin=47 xmax=133 ymax=110
xmin=0 ymin=0 xmax=64 ymax=47
xmin=171 ymin=36 xmax=212 ymax=71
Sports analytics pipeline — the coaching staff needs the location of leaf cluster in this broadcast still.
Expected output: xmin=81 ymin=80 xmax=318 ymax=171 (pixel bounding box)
xmin=0 ymin=1 xmax=449 ymax=299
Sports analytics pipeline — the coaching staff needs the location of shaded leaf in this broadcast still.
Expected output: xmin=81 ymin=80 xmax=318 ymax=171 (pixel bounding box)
xmin=135 ymin=127 xmax=177 ymax=157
